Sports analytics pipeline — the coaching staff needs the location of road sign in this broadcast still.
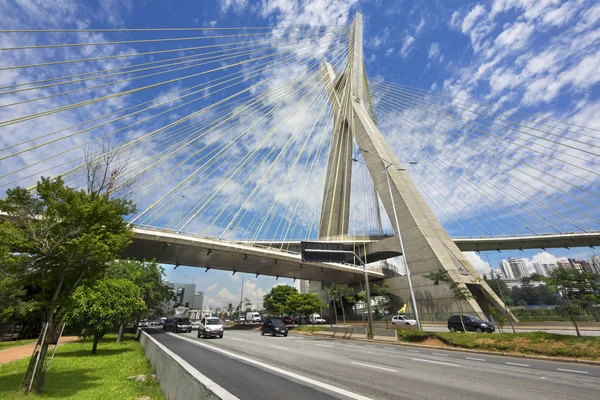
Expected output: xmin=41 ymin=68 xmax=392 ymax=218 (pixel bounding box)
xmin=300 ymin=241 xmax=346 ymax=263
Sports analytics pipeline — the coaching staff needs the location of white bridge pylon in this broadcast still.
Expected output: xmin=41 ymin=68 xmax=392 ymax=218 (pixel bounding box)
xmin=317 ymin=13 xmax=511 ymax=320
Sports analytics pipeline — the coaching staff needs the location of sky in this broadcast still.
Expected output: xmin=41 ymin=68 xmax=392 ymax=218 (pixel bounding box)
xmin=0 ymin=0 xmax=599 ymax=309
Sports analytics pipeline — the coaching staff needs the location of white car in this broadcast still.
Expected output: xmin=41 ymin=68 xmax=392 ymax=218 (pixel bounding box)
xmin=391 ymin=315 xmax=417 ymax=326
xmin=198 ymin=317 xmax=224 ymax=339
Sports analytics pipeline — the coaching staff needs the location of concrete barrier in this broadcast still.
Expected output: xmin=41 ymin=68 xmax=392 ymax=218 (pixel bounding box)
xmin=371 ymin=328 xmax=397 ymax=342
xmin=139 ymin=330 xmax=235 ymax=400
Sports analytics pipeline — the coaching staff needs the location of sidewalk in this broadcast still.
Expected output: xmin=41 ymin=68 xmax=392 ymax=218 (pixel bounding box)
xmin=0 ymin=336 xmax=79 ymax=365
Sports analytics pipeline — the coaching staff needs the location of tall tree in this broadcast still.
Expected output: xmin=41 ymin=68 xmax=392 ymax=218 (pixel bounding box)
xmin=284 ymin=293 xmax=323 ymax=324
xmin=263 ymin=285 xmax=298 ymax=316
xmin=326 ymin=283 xmax=354 ymax=325
xmin=64 ymin=278 xmax=146 ymax=354
xmin=372 ymin=283 xmax=393 ymax=327
xmin=106 ymin=259 xmax=174 ymax=342
xmin=0 ymin=177 xmax=135 ymax=392
xmin=424 ymin=269 xmax=475 ymax=332
xmin=544 ymin=268 xmax=600 ymax=336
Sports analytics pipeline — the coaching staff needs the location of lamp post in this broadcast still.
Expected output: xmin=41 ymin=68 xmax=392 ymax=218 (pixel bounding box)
xmin=352 ymin=155 xmax=422 ymax=330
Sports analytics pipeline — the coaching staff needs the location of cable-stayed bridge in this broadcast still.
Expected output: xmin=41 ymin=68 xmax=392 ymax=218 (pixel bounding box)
xmin=1 ymin=14 xmax=599 ymax=320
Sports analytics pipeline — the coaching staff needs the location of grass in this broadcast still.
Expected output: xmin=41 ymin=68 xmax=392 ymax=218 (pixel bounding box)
xmin=396 ymin=330 xmax=600 ymax=360
xmin=0 ymin=340 xmax=36 ymax=351
xmin=293 ymin=325 xmax=327 ymax=333
xmin=0 ymin=334 xmax=164 ymax=400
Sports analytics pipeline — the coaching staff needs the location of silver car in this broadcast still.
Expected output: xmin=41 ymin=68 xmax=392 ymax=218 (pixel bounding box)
xmin=198 ymin=317 xmax=224 ymax=339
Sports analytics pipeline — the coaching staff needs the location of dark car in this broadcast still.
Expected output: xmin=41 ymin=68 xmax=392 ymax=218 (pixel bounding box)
xmin=292 ymin=316 xmax=308 ymax=325
xmin=447 ymin=315 xmax=495 ymax=333
xmin=281 ymin=316 xmax=293 ymax=325
xmin=261 ymin=318 xmax=288 ymax=337
xmin=163 ymin=317 xmax=193 ymax=333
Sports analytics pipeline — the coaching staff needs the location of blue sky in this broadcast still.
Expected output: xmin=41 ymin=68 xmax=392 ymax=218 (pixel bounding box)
xmin=0 ymin=0 xmax=599 ymax=308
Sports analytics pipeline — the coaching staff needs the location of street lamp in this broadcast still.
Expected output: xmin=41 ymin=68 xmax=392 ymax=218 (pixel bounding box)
xmin=352 ymin=153 xmax=422 ymax=330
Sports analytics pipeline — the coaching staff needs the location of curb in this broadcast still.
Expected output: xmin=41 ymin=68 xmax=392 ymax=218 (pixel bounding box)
xmin=289 ymin=332 xmax=600 ymax=366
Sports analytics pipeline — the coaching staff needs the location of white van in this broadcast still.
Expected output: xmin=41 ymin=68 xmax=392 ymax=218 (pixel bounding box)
xmin=308 ymin=313 xmax=326 ymax=324
xmin=246 ymin=312 xmax=261 ymax=324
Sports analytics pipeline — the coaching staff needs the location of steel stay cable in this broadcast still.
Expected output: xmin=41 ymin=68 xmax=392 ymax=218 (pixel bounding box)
xmin=175 ymin=67 xmax=337 ymax=233
xmin=375 ymin=93 xmax=600 ymax=192
xmin=174 ymin=59 xmax=341 ymax=234
xmin=370 ymin=82 xmax=600 ymax=151
xmin=130 ymin=69 xmax=324 ymax=215
xmin=130 ymin=45 xmax=344 ymax=225
xmin=0 ymin=50 xmax=302 ymax=156
xmin=0 ymin=34 xmax=348 ymax=128
xmin=375 ymin=101 xmax=594 ymax=232
xmin=0 ymin=29 xmax=343 ymax=71
xmin=0 ymin=32 xmax=329 ymax=95
xmin=205 ymin=83 xmax=331 ymax=238
xmin=369 ymin=79 xmax=600 ymax=135
xmin=0 ymin=34 xmax=340 ymax=111
xmin=370 ymin=83 xmax=600 ymax=158
xmin=0 ymin=28 xmax=344 ymax=51
xmin=0 ymin=52 xmax=303 ymax=184
xmin=0 ymin=25 xmax=343 ymax=33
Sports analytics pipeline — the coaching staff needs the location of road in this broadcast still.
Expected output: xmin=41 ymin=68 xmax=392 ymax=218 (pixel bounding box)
xmin=145 ymin=328 xmax=600 ymax=400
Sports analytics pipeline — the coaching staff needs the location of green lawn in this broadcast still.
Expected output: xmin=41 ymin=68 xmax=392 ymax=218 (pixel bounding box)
xmin=0 ymin=334 xmax=164 ymax=400
xmin=396 ymin=330 xmax=600 ymax=360
xmin=0 ymin=340 xmax=36 ymax=351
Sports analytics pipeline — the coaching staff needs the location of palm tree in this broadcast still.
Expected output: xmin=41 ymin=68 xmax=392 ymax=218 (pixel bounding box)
xmin=227 ymin=303 xmax=233 ymax=317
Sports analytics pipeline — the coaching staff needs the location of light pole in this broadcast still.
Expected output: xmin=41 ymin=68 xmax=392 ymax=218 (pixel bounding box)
xmin=352 ymin=155 xmax=422 ymax=330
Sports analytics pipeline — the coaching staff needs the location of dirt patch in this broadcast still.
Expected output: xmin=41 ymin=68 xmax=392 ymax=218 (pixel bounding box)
xmin=421 ymin=337 xmax=448 ymax=347
xmin=473 ymin=338 xmax=496 ymax=345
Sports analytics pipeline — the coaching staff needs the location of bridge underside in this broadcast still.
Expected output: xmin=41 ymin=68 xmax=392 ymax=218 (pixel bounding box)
xmin=123 ymin=229 xmax=384 ymax=284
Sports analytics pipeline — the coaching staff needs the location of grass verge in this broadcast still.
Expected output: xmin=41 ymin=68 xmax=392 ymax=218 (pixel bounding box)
xmin=0 ymin=334 xmax=164 ymax=400
xmin=396 ymin=330 xmax=600 ymax=360
xmin=0 ymin=340 xmax=36 ymax=351
xmin=292 ymin=325 xmax=327 ymax=333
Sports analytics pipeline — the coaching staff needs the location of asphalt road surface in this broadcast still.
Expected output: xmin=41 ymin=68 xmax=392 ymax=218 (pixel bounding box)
xmin=145 ymin=328 xmax=600 ymax=400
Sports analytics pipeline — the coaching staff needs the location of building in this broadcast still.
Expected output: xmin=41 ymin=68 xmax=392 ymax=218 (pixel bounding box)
xmin=592 ymin=256 xmax=600 ymax=274
xmin=556 ymin=259 xmax=571 ymax=269
xmin=194 ymin=292 xmax=204 ymax=312
xmin=568 ymin=259 xmax=583 ymax=272
xmin=162 ymin=282 xmax=199 ymax=316
xmin=499 ymin=259 xmax=515 ymax=280
xmin=572 ymin=259 xmax=594 ymax=274
xmin=299 ymin=280 xmax=310 ymax=294
xmin=532 ymin=261 xmax=556 ymax=277
xmin=508 ymin=257 xmax=529 ymax=279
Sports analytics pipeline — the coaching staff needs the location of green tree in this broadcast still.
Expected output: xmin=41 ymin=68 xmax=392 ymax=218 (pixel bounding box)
xmin=325 ymin=283 xmax=354 ymax=325
xmin=372 ymin=283 xmax=393 ymax=326
xmin=263 ymin=285 xmax=298 ymax=316
xmin=227 ymin=303 xmax=233 ymax=317
xmin=284 ymin=293 xmax=323 ymax=324
xmin=544 ymin=268 xmax=600 ymax=336
xmin=424 ymin=269 xmax=474 ymax=332
xmin=106 ymin=259 xmax=174 ymax=342
xmin=0 ymin=177 xmax=135 ymax=392
xmin=64 ymin=278 xmax=146 ymax=354
xmin=0 ymin=277 xmax=37 ymax=325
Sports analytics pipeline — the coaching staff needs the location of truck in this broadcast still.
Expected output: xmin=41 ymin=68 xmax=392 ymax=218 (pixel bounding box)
xmin=308 ymin=313 xmax=326 ymax=324
xmin=245 ymin=312 xmax=262 ymax=324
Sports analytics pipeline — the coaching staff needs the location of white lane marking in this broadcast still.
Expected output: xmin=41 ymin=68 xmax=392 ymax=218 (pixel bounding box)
xmin=352 ymin=361 xmax=398 ymax=372
xmin=368 ymin=351 xmax=373 ymax=354
xmin=465 ymin=357 xmax=486 ymax=362
xmin=384 ymin=347 xmax=395 ymax=350
xmin=557 ymin=368 xmax=588 ymax=374
xmin=142 ymin=330 xmax=239 ymax=400
xmin=432 ymin=353 xmax=448 ymax=357
xmin=168 ymin=333 xmax=374 ymax=400
xmin=365 ymin=345 xmax=374 ymax=347
xmin=270 ymin=345 xmax=288 ymax=350
xmin=405 ymin=349 xmax=420 ymax=353
xmin=505 ymin=362 xmax=529 ymax=367
xmin=411 ymin=357 xmax=460 ymax=367
xmin=314 ymin=344 xmax=332 ymax=348
xmin=230 ymin=338 xmax=244 ymax=341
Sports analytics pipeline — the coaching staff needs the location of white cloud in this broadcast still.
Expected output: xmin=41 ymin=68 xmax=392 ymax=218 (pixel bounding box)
xmin=463 ymin=252 xmax=491 ymax=275
xmin=415 ymin=17 xmax=425 ymax=35
xmin=428 ymin=42 xmax=440 ymax=59
xmin=461 ymin=4 xmax=486 ymax=34
xmin=207 ymin=283 xmax=218 ymax=291
xmin=400 ymin=35 xmax=415 ymax=58
xmin=385 ymin=47 xmax=395 ymax=57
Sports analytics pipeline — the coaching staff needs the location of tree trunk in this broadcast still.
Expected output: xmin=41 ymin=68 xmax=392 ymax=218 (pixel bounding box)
xmin=563 ymin=293 xmax=581 ymax=337
xmin=21 ymin=311 xmax=55 ymax=393
xmin=116 ymin=321 xmax=125 ymax=343
xmin=92 ymin=333 xmax=100 ymax=354
xmin=332 ymin=298 xmax=338 ymax=325
xmin=341 ymin=298 xmax=346 ymax=326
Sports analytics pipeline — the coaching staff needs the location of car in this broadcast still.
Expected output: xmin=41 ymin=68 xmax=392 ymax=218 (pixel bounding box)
xmin=246 ymin=312 xmax=262 ymax=324
xmin=281 ymin=316 xmax=293 ymax=325
xmin=138 ymin=320 xmax=149 ymax=327
xmin=293 ymin=316 xmax=308 ymax=325
xmin=261 ymin=318 xmax=288 ymax=337
xmin=447 ymin=315 xmax=495 ymax=333
xmin=163 ymin=317 xmax=193 ymax=333
xmin=308 ymin=313 xmax=326 ymax=324
xmin=198 ymin=317 xmax=224 ymax=339
xmin=391 ymin=315 xmax=417 ymax=326
xmin=234 ymin=317 xmax=245 ymax=324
